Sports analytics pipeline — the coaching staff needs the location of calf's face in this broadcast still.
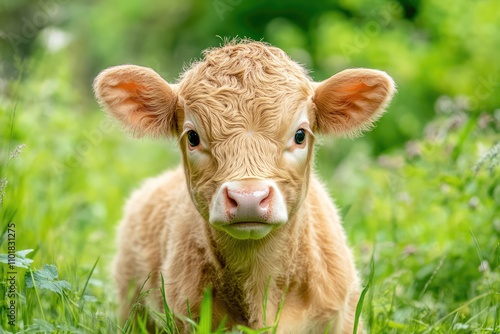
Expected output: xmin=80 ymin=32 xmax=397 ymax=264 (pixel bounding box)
xmin=93 ymin=43 xmax=395 ymax=240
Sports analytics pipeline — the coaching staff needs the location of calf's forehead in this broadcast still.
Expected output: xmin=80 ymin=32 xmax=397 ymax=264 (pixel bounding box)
xmin=177 ymin=43 xmax=315 ymax=140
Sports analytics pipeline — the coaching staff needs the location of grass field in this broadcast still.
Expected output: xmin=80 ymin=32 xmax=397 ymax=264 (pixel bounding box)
xmin=1 ymin=52 xmax=499 ymax=333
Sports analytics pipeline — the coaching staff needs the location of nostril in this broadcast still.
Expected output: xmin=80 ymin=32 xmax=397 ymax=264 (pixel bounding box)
xmin=259 ymin=187 xmax=272 ymax=210
xmin=225 ymin=187 xmax=238 ymax=209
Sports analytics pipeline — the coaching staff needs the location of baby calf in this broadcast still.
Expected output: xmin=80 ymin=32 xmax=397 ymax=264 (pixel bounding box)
xmin=93 ymin=41 xmax=395 ymax=333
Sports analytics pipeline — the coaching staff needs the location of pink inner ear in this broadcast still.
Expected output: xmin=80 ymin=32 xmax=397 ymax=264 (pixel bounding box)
xmin=104 ymin=81 xmax=154 ymax=127
xmin=340 ymin=82 xmax=386 ymax=112
xmin=314 ymin=69 xmax=395 ymax=136
xmin=344 ymin=82 xmax=370 ymax=93
xmin=94 ymin=64 xmax=178 ymax=138
xmin=114 ymin=84 xmax=158 ymax=126
xmin=340 ymin=83 xmax=371 ymax=109
xmin=115 ymin=82 xmax=142 ymax=93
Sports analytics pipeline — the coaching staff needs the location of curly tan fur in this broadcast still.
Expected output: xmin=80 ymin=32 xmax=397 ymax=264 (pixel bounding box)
xmin=94 ymin=41 xmax=395 ymax=333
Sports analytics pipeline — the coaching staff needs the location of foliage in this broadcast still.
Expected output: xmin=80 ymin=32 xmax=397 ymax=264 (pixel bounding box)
xmin=25 ymin=264 xmax=71 ymax=295
xmin=0 ymin=249 xmax=34 ymax=269
xmin=331 ymin=112 xmax=500 ymax=332
xmin=1 ymin=0 xmax=499 ymax=333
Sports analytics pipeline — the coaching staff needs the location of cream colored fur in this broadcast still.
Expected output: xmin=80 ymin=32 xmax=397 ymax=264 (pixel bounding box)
xmin=94 ymin=40 xmax=396 ymax=333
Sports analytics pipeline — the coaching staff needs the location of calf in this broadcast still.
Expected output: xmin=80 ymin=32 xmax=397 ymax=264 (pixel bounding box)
xmin=93 ymin=41 xmax=395 ymax=333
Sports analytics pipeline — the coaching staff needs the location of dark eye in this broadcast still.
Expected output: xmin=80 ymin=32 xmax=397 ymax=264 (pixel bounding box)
xmin=187 ymin=130 xmax=200 ymax=147
xmin=294 ymin=129 xmax=306 ymax=145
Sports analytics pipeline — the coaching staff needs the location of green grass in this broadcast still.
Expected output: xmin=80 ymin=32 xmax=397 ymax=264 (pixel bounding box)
xmin=1 ymin=53 xmax=499 ymax=333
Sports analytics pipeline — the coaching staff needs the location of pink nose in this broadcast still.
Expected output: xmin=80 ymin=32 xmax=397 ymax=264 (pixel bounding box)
xmin=223 ymin=185 xmax=272 ymax=221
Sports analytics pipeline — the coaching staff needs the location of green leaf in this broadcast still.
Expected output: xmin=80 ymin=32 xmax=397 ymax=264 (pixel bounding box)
xmin=25 ymin=264 xmax=71 ymax=295
xmin=0 ymin=249 xmax=34 ymax=269
xmin=17 ymin=319 xmax=55 ymax=333
xmin=56 ymin=323 xmax=83 ymax=333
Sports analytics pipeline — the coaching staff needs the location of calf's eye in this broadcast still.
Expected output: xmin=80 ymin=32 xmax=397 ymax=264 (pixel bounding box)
xmin=294 ymin=129 xmax=306 ymax=145
xmin=187 ymin=130 xmax=200 ymax=147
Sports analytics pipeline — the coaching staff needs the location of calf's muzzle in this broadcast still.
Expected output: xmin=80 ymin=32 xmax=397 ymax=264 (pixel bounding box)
xmin=209 ymin=179 xmax=288 ymax=240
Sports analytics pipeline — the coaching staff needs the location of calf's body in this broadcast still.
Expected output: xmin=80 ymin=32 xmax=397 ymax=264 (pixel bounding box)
xmin=115 ymin=167 xmax=360 ymax=333
xmin=94 ymin=41 xmax=395 ymax=333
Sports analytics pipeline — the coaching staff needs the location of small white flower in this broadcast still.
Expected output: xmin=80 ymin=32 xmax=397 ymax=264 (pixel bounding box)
xmin=10 ymin=144 xmax=27 ymax=159
xmin=0 ymin=178 xmax=7 ymax=192
xmin=468 ymin=196 xmax=480 ymax=210
xmin=478 ymin=260 xmax=490 ymax=273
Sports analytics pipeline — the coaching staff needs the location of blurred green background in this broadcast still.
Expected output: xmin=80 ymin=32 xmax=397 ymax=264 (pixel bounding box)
xmin=0 ymin=0 xmax=499 ymax=333
xmin=1 ymin=0 xmax=499 ymax=152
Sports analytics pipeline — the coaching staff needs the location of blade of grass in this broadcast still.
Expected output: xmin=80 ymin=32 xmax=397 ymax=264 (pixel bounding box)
xmin=157 ymin=272 xmax=178 ymax=333
xmin=353 ymin=248 xmax=375 ymax=334
xmin=79 ymin=256 xmax=100 ymax=307
xmin=493 ymin=303 xmax=499 ymax=333
xmin=186 ymin=298 xmax=197 ymax=333
xmin=62 ymin=290 xmax=78 ymax=325
xmin=198 ymin=288 xmax=212 ymax=334
xmin=3 ymin=61 xmax=24 ymax=173
xmin=323 ymin=319 xmax=333 ymax=334
xmin=122 ymin=274 xmax=153 ymax=333
xmin=451 ymin=116 xmax=477 ymax=162
xmin=271 ymin=287 xmax=287 ymax=334
xmin=29 ymin=268 xmax=47 ymax=321
xmin=422 ymin=291 xmax=500 ymax=333
xmin=470 ymin=230 xmax=494 ymax=293
xmin=262 ymin=276 xmax=271 ymax=326
xmin=215 ymin=315 xmax=228 ymax=333
xmin=136 ymin=311 xmax=149 ymax=334
xmin=236 ymin=325 xmax=275 ymax=334
xmin=418 ymin=255 xmax=445 ymax=300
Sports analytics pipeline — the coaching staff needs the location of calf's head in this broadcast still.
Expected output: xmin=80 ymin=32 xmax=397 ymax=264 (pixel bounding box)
xmin=94 ymin=42 xmax=395 ymax=240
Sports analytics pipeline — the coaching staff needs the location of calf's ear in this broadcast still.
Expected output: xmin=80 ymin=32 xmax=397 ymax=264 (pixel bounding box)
xmin=93 ymin=65 xmax=177 ymax=137
xmin=313 ymin=68 xmax=396 ymax=136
